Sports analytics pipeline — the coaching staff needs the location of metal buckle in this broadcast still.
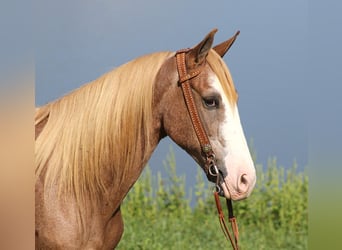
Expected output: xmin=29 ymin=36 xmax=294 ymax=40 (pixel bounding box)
xmin=202 ymin=144 xmax=212 ymax=153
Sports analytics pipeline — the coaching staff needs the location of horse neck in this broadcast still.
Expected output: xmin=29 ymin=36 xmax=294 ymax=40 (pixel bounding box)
xmin=103 ymin=118 xmax=162 ymax=212
xmin=107 ymin=70 xmax=174 ymax=206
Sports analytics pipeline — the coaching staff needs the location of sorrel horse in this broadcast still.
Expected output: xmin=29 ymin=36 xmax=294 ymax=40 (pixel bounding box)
xmin=35 ymin=29 xmax=256 ymax=249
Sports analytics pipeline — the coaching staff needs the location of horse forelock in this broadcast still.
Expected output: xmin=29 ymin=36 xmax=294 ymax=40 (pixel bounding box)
xmin=35 ymin=51 xmax=173 ymax=211
xmin=207 ymin=50 xmax=238 ymax=106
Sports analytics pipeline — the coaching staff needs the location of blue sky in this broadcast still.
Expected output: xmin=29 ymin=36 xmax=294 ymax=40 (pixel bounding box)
xmin=35 ymin=1 xmax=341 ymax=185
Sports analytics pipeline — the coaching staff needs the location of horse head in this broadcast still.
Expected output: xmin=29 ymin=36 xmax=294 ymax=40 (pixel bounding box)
xmin=154 ymin=29 xmax=256 ymax=200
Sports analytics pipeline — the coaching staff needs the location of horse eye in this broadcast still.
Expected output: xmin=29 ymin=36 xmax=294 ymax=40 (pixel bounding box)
xmin=203 ymin=97 xmax=219 ymax=109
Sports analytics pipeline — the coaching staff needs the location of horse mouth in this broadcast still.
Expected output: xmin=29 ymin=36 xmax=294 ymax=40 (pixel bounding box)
xmin=212 ymin=180 xmax=242 ymax=201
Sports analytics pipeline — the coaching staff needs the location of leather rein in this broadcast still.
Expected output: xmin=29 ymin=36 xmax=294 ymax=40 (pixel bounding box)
xmin=175 ymin=49 xmax=240 ymax=250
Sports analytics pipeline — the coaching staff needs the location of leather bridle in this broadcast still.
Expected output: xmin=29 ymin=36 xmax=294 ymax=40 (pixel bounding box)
xmin=175 ymin=49 xmax=240 ymax=250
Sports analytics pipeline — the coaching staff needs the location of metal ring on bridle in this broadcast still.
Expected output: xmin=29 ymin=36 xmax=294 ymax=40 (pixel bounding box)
xmin=213 ymin=184 xmax=225 ymax=196
xmin=208 ymin=164 xmax=219 ymax=176
xmin=215 ymin=184 xmax=222 ymax=193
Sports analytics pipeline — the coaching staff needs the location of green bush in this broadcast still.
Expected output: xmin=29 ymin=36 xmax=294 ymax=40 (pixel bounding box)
xmin=117 ymin=150 xmax=308 ymax=249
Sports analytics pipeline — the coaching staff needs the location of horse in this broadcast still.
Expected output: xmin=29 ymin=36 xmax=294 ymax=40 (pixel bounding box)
xmin=35 ymin=29 xmax=256 ymax=249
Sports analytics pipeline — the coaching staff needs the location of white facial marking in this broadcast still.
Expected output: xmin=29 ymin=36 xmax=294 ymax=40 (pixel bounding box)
xmin=209 ymin=74 xmax=256 ymax=200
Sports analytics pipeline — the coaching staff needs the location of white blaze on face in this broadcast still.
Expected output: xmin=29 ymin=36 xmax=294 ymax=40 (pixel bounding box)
xmin=210 ymin=75 xmax=256 ymax=200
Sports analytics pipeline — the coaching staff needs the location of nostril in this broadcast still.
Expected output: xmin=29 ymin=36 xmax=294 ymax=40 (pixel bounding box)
xmin=237 ymin=174 xmax=249 ymax=193
xmin=240 ymin=174 xmax=248 ymax=185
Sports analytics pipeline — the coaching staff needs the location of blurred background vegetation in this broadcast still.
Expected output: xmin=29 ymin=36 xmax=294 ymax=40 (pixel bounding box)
xmin=117 ymin=148 xmax=308 ymax=249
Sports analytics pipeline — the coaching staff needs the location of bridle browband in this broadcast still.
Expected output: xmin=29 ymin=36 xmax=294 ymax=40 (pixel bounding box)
xmin=175 ymin=49 xmax=240 ymax=250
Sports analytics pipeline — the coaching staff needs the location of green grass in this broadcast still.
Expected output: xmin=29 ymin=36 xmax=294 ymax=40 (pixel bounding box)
xmin=117 ymin=150 xmax=308 ymax=249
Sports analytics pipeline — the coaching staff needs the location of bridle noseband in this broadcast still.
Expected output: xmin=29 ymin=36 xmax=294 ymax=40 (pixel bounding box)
xmin=175 ymin=49 xmax=240 ymax=250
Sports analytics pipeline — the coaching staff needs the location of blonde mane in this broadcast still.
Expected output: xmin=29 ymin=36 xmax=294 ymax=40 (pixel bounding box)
xmin=207 ymin=50 xmax=238 ymax=105
xmin=35 ymin=49 xmax=236 ymax=210
xmin=35 ymin=51 xmax=173 ymax=206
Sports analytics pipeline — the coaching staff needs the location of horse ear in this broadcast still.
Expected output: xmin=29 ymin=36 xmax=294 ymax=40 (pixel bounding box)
xmin=213 ymin=30 xmax=240 ymax=57
xmin=189 ymin=28 xmax=218 ymax=65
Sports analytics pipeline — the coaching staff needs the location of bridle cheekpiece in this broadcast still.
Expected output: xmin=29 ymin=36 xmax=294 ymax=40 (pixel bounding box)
xmin=175 ymin=49 xmax=240 ymax=250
